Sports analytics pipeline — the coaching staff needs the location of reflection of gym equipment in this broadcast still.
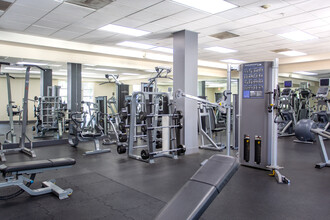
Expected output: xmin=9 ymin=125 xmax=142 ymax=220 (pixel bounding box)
xmin=33 ymin=86 xmax=66 ymax=139
xmin=0 ymin=63 xmax=45 ymax=161
xmin=118 ymin=91 xmax=185 ymax=163
xmin=295 ymin=119 xmax=330 ymax=169
xmin=68 ymin=101 xmax=111 ymax=155
xmin=311 ymin=78 xmax=329 ymax=131
xmin=175 ymin=63 xmax=233 ymax=153
xmin=95 ymin=96 xmax=119 ymax=145
xmin=156 ymin=154 xmax=239 ymax=220
xmin=239 ymin=59 xmax=289 ymax=184
xmin=0 ymin=72 xmax=22 ymax=144
xmin=297 ymin=87 xmax=313 ymax=120
xmin=277 ymin=81 xmax=296 ymax=137
xmin=0 ymin=158 xmax=75 ymax=200
xmin=175 ymin=89 xmax=231 ymax=151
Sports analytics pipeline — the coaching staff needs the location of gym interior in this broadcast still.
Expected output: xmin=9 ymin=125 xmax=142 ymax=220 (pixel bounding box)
xmin=0 ymin=0 xmax=329 ymax=219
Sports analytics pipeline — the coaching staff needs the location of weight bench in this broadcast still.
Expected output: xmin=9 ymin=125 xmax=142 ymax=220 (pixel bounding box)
xmin=0 ymin=158 xmax=76 ymax=200
xmin=156 ymin=154 xmax=239 ymax=220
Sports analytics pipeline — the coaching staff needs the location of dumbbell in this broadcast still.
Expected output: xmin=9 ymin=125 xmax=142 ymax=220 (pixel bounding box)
xmin=118 ymin=133 xmax=127 ymax=142
xmin=117 ymin=143 xmax=127 ymax=154
xmin=118 ymin=122 xmax=127 ymax=133
xmin=119 ymin=110 xmax=128 ymax=120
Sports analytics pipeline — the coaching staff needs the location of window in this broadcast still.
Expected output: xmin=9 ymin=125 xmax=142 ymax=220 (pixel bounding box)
xmin=58 ymin=80 xmax=67 ymax=103
xmin=82 ymin=83 xmax=94 ymax=102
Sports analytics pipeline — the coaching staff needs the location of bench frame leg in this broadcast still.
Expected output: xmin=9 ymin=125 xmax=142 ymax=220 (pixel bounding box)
xmin=0 ymin=175 xmax=73 ymax=200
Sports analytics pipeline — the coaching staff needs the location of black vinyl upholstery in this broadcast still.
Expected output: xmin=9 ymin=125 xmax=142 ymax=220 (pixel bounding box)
xmin=0 ymin=158 xmax=76 ymax=174
xmin=156 ymin=154 xmax=239 ymax=220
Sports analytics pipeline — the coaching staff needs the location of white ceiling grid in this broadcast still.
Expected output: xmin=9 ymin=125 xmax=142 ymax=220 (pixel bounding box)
xmin=0 ymin=0 xmax=329 ymax=63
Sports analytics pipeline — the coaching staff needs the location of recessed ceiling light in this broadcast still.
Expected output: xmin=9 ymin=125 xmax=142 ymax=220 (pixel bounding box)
xmin=151 ymin=47 xmax=173 ymax=54
xmin=171 ymin=0 xmax=237 ymax=14
xmin=99 ymin=24 xmax=150 ymax=36
xmin=83 ymin=64 xmax=96 ymax=67
xmin=48 ymin=64 xmax=62 ymax=67
xmin=85 ymin=67 xmax=116 ymax=72
xmin=278 ymin=31 xmax=318 ymax=41
xmin=205 ymin=46 xmax=237 ymax=53
xmin=16 ymin=62 xmax=48 ymax=66
xmin=294 ymin=71 xmax=318 ymax=76
xmin=4 ymin=67 xmax=25 ymax=71
xmin=221 ymin=59 xmax=245 ymax=63
xmin=278 ymin=50 xmax=306 ymax=56
xmin=117 ymin=41 xmax=155 ymax=49
xmin=30 ymin=70 xmax=41 ymax=74
xmin=121 ymin=73 xmax=140 ymax=76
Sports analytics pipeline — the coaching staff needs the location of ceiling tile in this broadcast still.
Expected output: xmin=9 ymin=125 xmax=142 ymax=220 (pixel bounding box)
xmin=236 ymin=14 xmax=273 ymax=25
xmin=113 ymin=0 xmax=163 ymax=10
xmin=113 ymin=17 xmax=147 ymax=28
xmin=309 ymin=7 xmax=330 ymax=19
xmin=25 ymin=25 xmax=57 ymax=36
xmin=293 ymin=19 xmax=328 ymax=30
xmin=243 ymin=0 xmax=290 ymax=13
xmin=262 ymin=5 xmax=304 ymax=19
xmin=143 ymin=1 xmax=187 ymax=15
xmin=216 ymin=7 xmax=257 ymax=20
xmin=61 ymin=24 xmax=94 ymax=34
xmin=295 ymin=0 xmax=330 ymax=11
xmin=226 ymin=0 xmax=260 ymax=6
xmin=51 ymin=30 xmax=83 ymax=40
xmin=0 ymin=20 xmax=30 ymax=31
xmin=138 ymin=23 xmax=167 ymax=32
xmin=15 ymin=0 xmax=61 ymax=11
xmin=267 ymin=26 xmax=298 ymax=35
xmin=34 ymin=19 xmax=69 ymax=29
xmin=305 ymin=25 xmax=330 ymax=34
xmin=279 ymin=13 xmax=319 ymax=25
xmin=170 ymin=9 xmax=209 ymax=22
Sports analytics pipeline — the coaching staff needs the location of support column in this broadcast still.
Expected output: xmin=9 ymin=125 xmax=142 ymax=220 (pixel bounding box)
xmin=173 ymin=30 xmax=199 ymax=154
xmin=67 ymin=63 xmax=81 ymax=113
xmin=198 ymin=81 xmax=206 ymax=97
xmin=40 ymin=69 xmax=52 ymax=96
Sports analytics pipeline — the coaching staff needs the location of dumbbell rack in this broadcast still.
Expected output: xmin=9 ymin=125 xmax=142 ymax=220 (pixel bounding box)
xmin=122 ymin=91 xmax=184 ymax=163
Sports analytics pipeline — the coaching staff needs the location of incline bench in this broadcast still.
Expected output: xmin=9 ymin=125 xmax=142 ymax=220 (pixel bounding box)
xmin=0 ymin=158 xmax=76 ymax=200
xmin=156 ymin=154 xmax=239 ymax=220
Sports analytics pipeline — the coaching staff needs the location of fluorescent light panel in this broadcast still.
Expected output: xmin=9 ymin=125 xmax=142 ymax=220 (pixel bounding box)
xmin=85 ymin=67 xmax=116 ymax=72
xmin=117 ymin=41 xmax=154 ymax=49
xmin=278 ymin=31 xmax=318 ymax=41
xmin=221 ymin=59 xmax=245 ymax=63
xmin=16 ymin=61 xmax=48 ymax=66
xmin=151 ymin=47 xmax=173 ymax=53
xmin=171 ymin=0 xmax=237 ymax=14
xmin=4 ymin=67 xmax=25 ymax=70
xmin=294 ymin=71 xmax=318 ymax=76
xmin=99 ymin=24 xmax=150 ymax=36
xmin=205 ymin=46 xmax=237 ymax=53
xmin=121 ymin=73 xmax=140 ymax=76
xmin=278 ymin=50 xmax=306 ymax=56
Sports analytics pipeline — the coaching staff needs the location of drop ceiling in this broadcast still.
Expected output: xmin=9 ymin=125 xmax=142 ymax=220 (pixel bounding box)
xmin=0 ymin=0 xmax=329 ymax=66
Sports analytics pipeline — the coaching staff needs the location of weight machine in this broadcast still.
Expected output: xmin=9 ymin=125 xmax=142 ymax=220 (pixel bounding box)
xmin=68 ymin=101 xmax=111 ymax=155
xmin=239 ymin=59 xmax=289 ymax=184
xmin=117 ymin=91 xmax=185 ymax=163
xmin=0 ymin=62 xmax=45 ymax=161
xmin=311 ymin=78 xmax=329 ymax=131
xmin=0 ymin=72 xmax=21 ymax=144
xmin=33 ymin=85 xmax=67 ymax=139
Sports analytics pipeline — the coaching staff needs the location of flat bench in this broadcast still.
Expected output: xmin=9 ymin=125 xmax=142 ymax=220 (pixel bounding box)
xmin=156 ymin=154 xmax=239 ymax=220
xmin=0 ymin=158 xmax=76 ymax=200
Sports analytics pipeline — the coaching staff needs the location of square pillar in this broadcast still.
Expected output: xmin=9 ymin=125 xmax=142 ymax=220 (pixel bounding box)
xmin=40 ymin=69 xmax=52 ymax=97
xmin=173 ymin=30 xmax=199 ymax=154
xmin=67 ymin=63 xmax=81 ymax=113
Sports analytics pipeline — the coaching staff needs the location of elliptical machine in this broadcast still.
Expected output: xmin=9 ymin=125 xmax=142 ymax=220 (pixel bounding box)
xmin=311 ymin=78 xmax=330 ymax=131
xmin=277 ymin=81 xmax=297 ymax=137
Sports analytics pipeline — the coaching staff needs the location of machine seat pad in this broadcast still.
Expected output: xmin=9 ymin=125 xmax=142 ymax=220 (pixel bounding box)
xmin=212 ymin=127 xmax=226 ymax=132
xmin=0 ymin=158 xmax=76 ymax=174
xmin=82 ymin=133 xmax=102 ymax=138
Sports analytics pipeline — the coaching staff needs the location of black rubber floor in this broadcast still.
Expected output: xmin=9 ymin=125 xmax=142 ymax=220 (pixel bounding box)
xmin=0 ymin=124 xmax=330 ymax=220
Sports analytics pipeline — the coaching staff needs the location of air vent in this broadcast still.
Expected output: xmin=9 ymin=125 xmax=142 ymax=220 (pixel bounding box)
xmin=0 ymin=0 xmax=12 ymax=11
xmin=271 ymin=48 xmax=291 ymax=53
xmin=65 ymin=0 xmax=115 ymax=10
xmin=210 ymin=31 xmax=239 ymax=40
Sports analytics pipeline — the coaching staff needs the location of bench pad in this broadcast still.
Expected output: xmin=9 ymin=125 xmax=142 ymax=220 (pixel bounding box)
xmin=0 ymin=158 xmax=76 ymax=174
xmin=156 ymin=154 xmax=239 ymax=220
